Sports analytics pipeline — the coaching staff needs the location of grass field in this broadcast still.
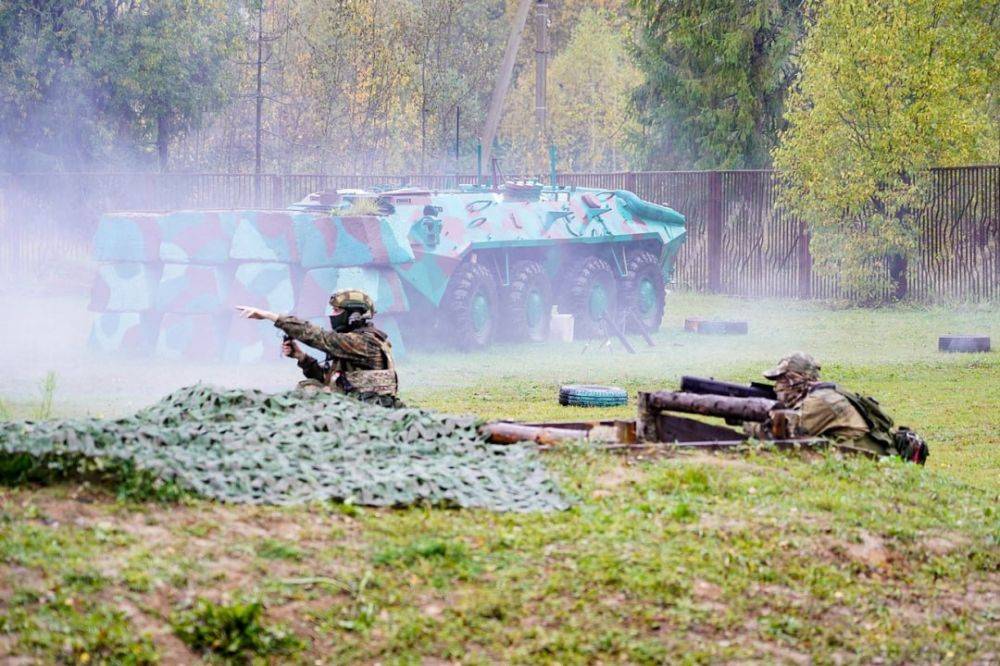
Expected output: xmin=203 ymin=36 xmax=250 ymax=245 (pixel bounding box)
xmin=1 ymin=293 xmax=998 ymax=663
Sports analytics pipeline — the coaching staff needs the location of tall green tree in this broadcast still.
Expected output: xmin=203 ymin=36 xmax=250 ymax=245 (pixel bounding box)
xmin=97 ymin=0 xmax=238 ymax=171
xmin=630 ymin=0 xmax=804 ymax=169
xmin=0 ymin=0 xmax=237 ymax=171
xmin=0 ymin=0 xmax=110 ymax=170
xmin=774 ymin=0 xmax=999 ymax=301
xmin=501 ymin=9 xmax=642 ymax=172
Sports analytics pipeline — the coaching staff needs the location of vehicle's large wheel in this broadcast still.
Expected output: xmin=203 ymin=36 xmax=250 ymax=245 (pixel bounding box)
xmin=441 ymin=261 xmax=499 ymax=350
xmin=502 ymin=260 xmax=552 ymax=342
xmin=619 ymin=250 xmax=665 ymax=333
xmin=562 ymin=255 xmax=619 ymax=339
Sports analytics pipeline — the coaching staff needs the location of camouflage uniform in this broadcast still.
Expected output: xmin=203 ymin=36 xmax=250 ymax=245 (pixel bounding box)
xmin=274 ymin=290 xmax=402 ymax=408
xmin=757 ymin=352 xmax=889 ymax=455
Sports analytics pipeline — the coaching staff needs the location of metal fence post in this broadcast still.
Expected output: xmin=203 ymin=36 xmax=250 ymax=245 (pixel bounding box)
xmin=797 ymin=222 xmax=812 ymax=299
xmin=271 ymin=175 xmax=283 ymax=209
xmin=625 ymin=171 xmax=637 ymax=194
xmin=707 ymin=171 xmax=723 ymax=293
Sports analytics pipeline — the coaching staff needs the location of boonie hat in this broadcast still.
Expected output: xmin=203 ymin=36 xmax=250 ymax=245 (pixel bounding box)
xmin=763 ymin=352 xmax=820 ymax=380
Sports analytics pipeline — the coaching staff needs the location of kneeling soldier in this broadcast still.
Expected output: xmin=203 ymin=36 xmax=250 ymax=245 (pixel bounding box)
xmin=237 ymin=289 xmax=402 ymax=408
xmin=749 ymin=352 xmax=927 ymax=464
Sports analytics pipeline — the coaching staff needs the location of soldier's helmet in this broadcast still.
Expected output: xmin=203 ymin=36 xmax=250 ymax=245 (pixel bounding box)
xmin=763 ymin=352 xmax=820 ymax=380
xmin=329 ymin=289 xmax=375 ymax=315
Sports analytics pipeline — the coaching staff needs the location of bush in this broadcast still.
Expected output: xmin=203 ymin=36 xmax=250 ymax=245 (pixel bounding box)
xmin=170 ymin=597 xmax=301 ymax=661
xmin=373 ymin=538 xmax=469 ymax=567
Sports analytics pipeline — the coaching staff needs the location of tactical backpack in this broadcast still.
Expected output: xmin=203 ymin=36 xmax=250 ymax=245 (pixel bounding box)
xmin=832 ymin=387 xmax=929 ymax=465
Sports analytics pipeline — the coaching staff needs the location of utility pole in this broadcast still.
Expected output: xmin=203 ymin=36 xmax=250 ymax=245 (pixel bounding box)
xmin=455 ymin=106 xmax=461 ymax=170
xmin=480 ymin=0 xmax=534 ymax=169
xmin=534 ymin=0 xmax=549 ymax=135
xmin=254 ymin=0 xmax=264 ymax=177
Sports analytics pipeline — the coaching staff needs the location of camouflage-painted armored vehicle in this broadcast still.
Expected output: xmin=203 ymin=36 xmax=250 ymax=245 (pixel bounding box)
xmin=89 ymin=182 xmax=685 ymax=359
xmin=298 ymin=184 xmax=686 ymax=347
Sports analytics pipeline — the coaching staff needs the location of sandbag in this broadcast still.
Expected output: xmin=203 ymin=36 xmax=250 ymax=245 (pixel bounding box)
xmin=156 ymin=264 xmax=231 ymax=313
xmin=229 ymin=211 xmax=298 ymax=262
xmin=158 ymin=211 xmax=235 ymax=264
xmin=155 ymin=313 xmax=228 ymax=361
xmin=223 ymin=319 xmax=284 ymax=364
xmin=93 ymin=213 xmax=162 ymax=262
xmin=297 ymin=266 xmax=409 ymax=317
xmin=295 ymin=215 xmax=414 ymax=268
xmin=226 ymin=262 xmax=296 ymax=312
xmin=89 ymin=263 xmax=161 ymax=312
xmin=88 ymin=312 xmax=156 ymax=354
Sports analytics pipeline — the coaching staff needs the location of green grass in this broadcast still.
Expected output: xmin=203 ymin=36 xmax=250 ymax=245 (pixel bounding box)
xmin=0 ymin=294 xmax=998 ymax=663
xmin=402 ymin=293 xmax=1000 ymax=489
xmin=170 ymin=597 xmax=301 ymax=660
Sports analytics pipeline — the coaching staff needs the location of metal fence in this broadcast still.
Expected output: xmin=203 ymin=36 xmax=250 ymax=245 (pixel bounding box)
xmin=1 ymin=167 xmax=997 ymax=301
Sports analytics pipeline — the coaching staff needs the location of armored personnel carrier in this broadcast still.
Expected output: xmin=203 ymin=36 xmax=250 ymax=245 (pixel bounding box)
xmin=89 ymin=182 xmax=685 ymax=359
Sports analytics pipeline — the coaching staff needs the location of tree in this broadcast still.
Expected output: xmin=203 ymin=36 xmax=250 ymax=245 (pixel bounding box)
xmin=500 ymin=9 xmax=642 ymax=172
xmin=0 ymin=0 xmax=111 ymax=170
xmin=97 ymin=0 xmax=238 ymax=171
xmin=198 ymin=0 xmax=505 ymax=174
xmin=0 ymin=0 xmax=237 ymax=172
xmin=630 ymin=0 xmax=804 ymax=169
xmin=773 ymin=0 xmax=999 ymax=301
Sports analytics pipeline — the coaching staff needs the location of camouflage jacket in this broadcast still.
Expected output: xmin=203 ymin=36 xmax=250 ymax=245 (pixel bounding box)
xmin=274 ymin=316 xmax=397 ymax=396
xmin=796 ymin=386 xmax=888 ymax=455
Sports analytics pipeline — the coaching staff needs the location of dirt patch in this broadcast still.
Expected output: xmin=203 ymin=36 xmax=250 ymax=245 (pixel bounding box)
xmin=0 ymin=566 xmax=47 ymax=600
xmin=817 ymin=530 xmax=905 ymax=575
xmin=845 ymin=532 xmax=891 ymax=568
xmin=115 ymin=597 xmax=198 ymax=665
xmin=267 ymin=593 xmax=349 ymax=654
xmin=592 ymin=463 xmax=647 ymax=498
xmin=694 ymin=513 xmax=748 ymax=533
xmin=678 ymin=452 xmax=769 ymax=473
xmin=923 ymin=533 xmax=971 ymax=556
xmin=748 ymin=640 xmax=811 ymax=665
xmin=692 ymin=579 xmax=723 ymax=602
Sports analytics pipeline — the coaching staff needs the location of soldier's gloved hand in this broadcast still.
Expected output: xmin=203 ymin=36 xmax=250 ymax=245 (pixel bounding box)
xmin=742 ymin=421 xmax=764 ymax=440
xmin=235 ymin=305 xmax=279 ymax=322
xmin=282 ymin=338 xmax=305 ymax=361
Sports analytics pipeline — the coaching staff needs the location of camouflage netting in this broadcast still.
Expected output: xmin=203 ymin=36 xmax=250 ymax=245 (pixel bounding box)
xmin=0 ymin=385 xmax=569 ymax=512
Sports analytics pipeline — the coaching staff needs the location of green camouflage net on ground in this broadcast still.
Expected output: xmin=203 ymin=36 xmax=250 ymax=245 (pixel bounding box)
xmin=0 ymin=385 xmax=569 ymax=512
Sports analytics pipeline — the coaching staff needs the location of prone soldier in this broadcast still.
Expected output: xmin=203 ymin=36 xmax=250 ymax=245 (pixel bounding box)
xmin=746 ymin=352 xmax=927 ymax=463
xmin=236 ymin=289 xmax=402 ymax=408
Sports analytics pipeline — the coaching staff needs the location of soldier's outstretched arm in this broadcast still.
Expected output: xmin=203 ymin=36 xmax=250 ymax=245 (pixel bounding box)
xmin=235 ymin=306 xmax=372 ymax=365
xmin=272 ymin=315 xmax=371 ymax=364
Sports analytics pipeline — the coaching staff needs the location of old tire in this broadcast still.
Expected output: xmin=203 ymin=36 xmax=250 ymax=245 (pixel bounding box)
xmin=620 ymin=250 xmax=665 ymax=333
xmin=503 ymin=260 xmax=552 ymax=342
xmin=562 ymin=255 xmax=619 ymax=339
xmin=442 ymin=261 xmax=499 ymax=350
xmin=558 ymin=384 xmax=628 ymax=407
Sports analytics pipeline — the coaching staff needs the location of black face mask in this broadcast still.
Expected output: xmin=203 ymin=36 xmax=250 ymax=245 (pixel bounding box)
xmin=329 ymin=311 xmax=351 ymax=332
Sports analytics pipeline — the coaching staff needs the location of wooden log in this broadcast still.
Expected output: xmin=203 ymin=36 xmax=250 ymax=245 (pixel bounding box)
xmin=644 ymin=391 xmax=776 ymax=422
xmin=482 ymin=422 xmax=588 ymax=446
xmin=636 ymin=392 xmax=659 ymax=443
xmin=536 ymin=438 xmax=876 ymax=459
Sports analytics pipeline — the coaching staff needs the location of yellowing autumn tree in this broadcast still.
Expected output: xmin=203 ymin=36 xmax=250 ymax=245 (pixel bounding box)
xmin=500 ymin=9 xmax=642 ymax=173
xmin=774 ymin=0 xmax=999 ymax=301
